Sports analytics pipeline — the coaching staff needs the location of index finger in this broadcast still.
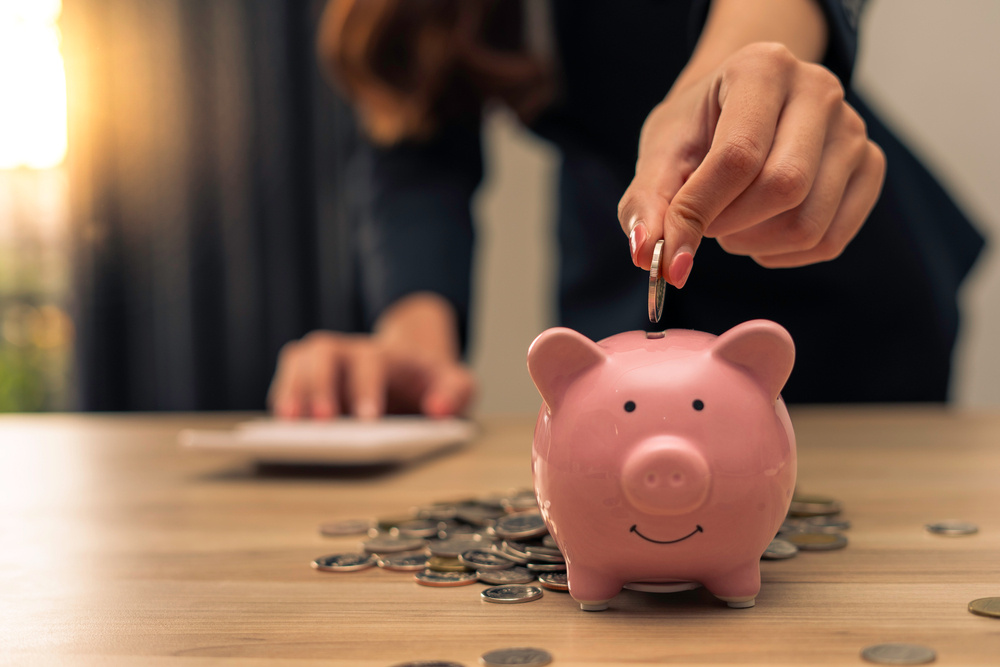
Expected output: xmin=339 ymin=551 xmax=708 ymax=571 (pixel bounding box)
xmin=666 ymin=71 xmax=786 ymax=244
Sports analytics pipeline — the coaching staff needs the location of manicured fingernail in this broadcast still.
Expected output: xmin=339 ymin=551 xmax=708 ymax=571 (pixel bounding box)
xmin=669 ymin=247 xmax=694 ymax=288
xmin=276 ymin=400 xmax=300 ymax=419
xmin=311 ymin=398 xmax=334 ymax=419
xmin=356 ymin=400 xmax=379 ymax=421
xmin=629 ymin=223 xmax=648 ymax=264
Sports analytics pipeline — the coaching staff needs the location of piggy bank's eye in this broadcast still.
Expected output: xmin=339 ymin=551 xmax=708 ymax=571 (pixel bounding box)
xmin=692 ymin=399 xmax=704 ymax=411
xmin=624 ymin=401 xmax=636 ymax=412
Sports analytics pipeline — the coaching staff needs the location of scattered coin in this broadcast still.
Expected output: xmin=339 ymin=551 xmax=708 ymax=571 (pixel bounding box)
xmin=427 ymin=556 xmax=469 ymax=573
xmin=460 ymin=549 xmax=515 ymax=571
xmin=788 ymin=494 xmax=842 ymax=517
xmin=363 ymin=534 xmax=427 ymax=554
xmin=415 ymin=571 xmax=479 ymax=587
xmin=761 ymin=538 xmax=799 ymax=560
xmin=312 ymin=553 xmax=377 ymax=572
xmin=477 ymin=567 xmax=536 ymax=586
xmin=495 ymin=512 xmax=548 ymax=540
xmin=785 ymin=532 xmax=848 ymax=551
xmin=804 ymin=515 xmax=851 ymax=531
xmin=648 ymin=239 xmax=666 ymax=323
xmin=481 ymin=585 xmax=545 ymax=604
xmin=537 ymin=572 xmax=569 ymax=591
xmin=428 ymin=536 xmax=491 ymax=558
xmin=860 ymin=643 xmax=936 ymax=665
xmin=501 ymin=490 xmax=539 ymax=512
xmin=523 ymin=545 xmax=564 ymax=563
xmin=480 ymin=647 xmax=552 ymax=667
xmin=968 ymin=597 xmax=1000 ymax=619
xmin=378 ymin=514 xmax=417 ymax=531
xmin=526 ymin=562 xmax=566 ymax=573
xmin=397 ymin=519 xmax=442 ymax=538
xmin=377 ymin=552 xmax=431 ymax=572
xmin=319 ymin=518 xmax=375 ymax=537
xmin=925 ymin=520 xmax=978 ymax=536
xmin=456 ymin=504 xmax=506 ymax=527
xmin=415 ymin=503 xmax=459 ymax=522
xmin=541 ymin=535 xmax=559 ymax=549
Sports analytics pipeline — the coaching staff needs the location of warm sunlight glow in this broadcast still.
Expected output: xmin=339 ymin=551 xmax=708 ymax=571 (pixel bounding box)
xmin=0 ymin=0 xmax=67 ymax=169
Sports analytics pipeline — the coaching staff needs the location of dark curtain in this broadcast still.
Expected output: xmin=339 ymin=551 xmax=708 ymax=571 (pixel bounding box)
xmin=63 ymin=0 xmax=363 ymax=410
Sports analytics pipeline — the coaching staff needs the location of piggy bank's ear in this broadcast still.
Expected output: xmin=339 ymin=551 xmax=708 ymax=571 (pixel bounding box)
xmin=527 ymin=327 xmax=607 ymax=412
xmin=711 ymin=320 xmax=795 ymax=402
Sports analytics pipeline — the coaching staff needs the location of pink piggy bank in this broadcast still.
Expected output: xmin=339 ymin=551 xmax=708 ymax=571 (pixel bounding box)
xmin=527 ymin=320 xmax=796 ymax=611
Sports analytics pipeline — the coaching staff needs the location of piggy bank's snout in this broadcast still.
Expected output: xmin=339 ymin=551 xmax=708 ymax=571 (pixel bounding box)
xmin=621 ymin=438 xmax=711 ymax=515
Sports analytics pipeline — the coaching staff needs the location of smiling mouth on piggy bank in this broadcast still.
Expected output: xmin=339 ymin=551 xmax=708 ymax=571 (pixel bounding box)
xmin=629 ymin=524 xmax=704 ymax=544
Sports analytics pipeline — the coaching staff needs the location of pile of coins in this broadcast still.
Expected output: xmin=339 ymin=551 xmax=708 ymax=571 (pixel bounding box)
xmin=762 ymin=492 xmax=850 ymax=560
xmin=314 ymin=490 xmax=566 ymax=604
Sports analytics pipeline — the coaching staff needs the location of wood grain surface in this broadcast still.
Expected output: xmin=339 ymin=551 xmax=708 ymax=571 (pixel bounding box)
xmin=1 ymin=408 xmax=999 ymax=666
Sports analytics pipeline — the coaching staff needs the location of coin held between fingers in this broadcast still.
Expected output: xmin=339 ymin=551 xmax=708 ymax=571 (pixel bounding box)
xmin=649 ymin=239 xmax=667 ymax=323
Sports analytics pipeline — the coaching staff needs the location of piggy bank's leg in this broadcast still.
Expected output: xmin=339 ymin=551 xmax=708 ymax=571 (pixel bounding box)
xmin=703 ymin=562 xmax=761 ymax=609
xmin=567 ymin=565 xmax=622 ymax=612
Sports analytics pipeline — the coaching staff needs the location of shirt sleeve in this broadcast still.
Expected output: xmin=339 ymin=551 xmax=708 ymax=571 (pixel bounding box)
xmin=686 ymin=0 xmax=867 ymax=87
xmin=351 ymin=120 xmax=483 ymax=351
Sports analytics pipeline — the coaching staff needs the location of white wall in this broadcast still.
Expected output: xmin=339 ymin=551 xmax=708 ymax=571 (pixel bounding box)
xmin=470 ymin=0 xmax=1000 ymax=413
xmin=852 ymin=0 xmax=1000 ymax=406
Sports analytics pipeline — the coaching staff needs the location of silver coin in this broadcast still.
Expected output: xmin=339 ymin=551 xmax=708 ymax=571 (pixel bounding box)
xmin=460 ymin=549 xmax=515 ymax=571
xmin=479 ymin=647 xmax=552 ymax=666
xmin=523 ymin=546 xmax=564 ymax=563
xmin=456 ymin=505 xmax=505 ymax=527
xmin=481 ymin=585 xmax=544 ymax=604
xmin=414 ymin=570 xmax=479 ymax=587
xmin=785 ymin=532 xmax=848 ymax=551
xmin=788 ymin=494 xmax=842 ymax=517
xmin=861 ymin=643 xmax=936 ymax=665
xmin=377 ymin=552 xmax=431 ymax=571
xmin=312 ymin=553 xmax=376 ymax=572
xmin=477 ymin=567 xmax=535 ymax=585
xmin=648 ymin=239 xmax=666 ymax=323
xmin=501 ymin=490 xmax=539 ymax=512
xmin=761 ymin=538 xmax=799 ymax=560
xmin=318 ymin=518 xmax=375 ymax=537
xmin=416 ymin=503 xmax=459 ymax=522
xmin=495 ymin=513 xmax=548 ymax=540
xmin=363 ymin=534 xmax=426 ymax=554
xmin=526 ymin=562 xmax=566 ymax=572
xmin=536 ymin=572 xmax=569 ymax=591
xmin=427 ymin=535 xmax=489 ymax=558
xmin=541 ymin=535 xmax=559 ymax=549
xmin=925 ymin=520 xmax=978 ymax=536
xmin=804 ymin=515 xmax=851 ymax=531
xmin=397 ymin=519 xmax=442 ymax=538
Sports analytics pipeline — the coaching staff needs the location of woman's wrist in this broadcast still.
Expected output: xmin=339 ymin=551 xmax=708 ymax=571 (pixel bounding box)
xmin=673 ymin=0 xmax=828 ymax=94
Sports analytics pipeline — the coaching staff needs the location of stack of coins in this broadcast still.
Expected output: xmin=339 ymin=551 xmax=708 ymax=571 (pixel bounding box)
xmin=313 ymin=490 xmax=565 ymax=604
xmin=763 ymin=492 xmax=850 ymax=560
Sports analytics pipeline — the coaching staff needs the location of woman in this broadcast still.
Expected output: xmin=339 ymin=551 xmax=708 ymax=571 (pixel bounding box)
xmin=269 ymin=0 xmax=983 ymax=418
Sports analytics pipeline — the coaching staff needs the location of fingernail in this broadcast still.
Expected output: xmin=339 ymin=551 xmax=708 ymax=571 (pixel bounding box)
xmin=629 ymin=223 xmax=648 ymax=264
xmin=356 ymin=400 xmax=379 ymax=421
xmin=276 ymin=400 xmax=300 ymax=419
xmin=311 ymin=398 xmax=334 ymax=419
xmin=669 ymin=246 xmax=694 ymax=288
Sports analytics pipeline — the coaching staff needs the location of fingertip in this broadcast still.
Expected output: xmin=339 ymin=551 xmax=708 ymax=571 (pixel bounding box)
xmin=355 ymin=398 xmax=380 ymax=421
xmin=668 ymin=249 xmax=694 ymax=288
xmin=629 ymin=222 xmax=648 ymax=266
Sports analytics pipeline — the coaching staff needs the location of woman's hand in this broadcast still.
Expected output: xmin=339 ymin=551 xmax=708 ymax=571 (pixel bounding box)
xmin=620 ymin=39 xmax=886 ymax=286
xmin=267 ymin=293 xmax=475 ymax=419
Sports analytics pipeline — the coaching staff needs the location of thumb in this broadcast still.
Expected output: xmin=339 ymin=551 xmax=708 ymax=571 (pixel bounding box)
xmin=421 ymin=363 xmax=476 ymax=418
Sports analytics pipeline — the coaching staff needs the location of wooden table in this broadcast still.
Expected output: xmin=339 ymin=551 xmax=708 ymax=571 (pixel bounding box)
xmin=2 ymin=408 xmax=999 ymax=665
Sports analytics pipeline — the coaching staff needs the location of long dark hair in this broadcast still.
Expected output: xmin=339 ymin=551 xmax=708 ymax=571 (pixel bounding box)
xmin=317 ymin=0 xmax=553 ymax=144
